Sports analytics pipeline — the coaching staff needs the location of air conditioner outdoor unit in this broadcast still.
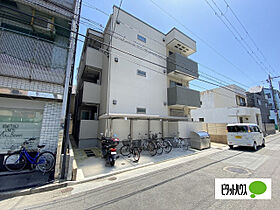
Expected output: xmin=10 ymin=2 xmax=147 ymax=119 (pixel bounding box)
xmin=31 ymin=10 xmax=56 ymax=36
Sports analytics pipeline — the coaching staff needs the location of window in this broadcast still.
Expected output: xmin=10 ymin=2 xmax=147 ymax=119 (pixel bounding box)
xmin=137 ymin=108 xmax=146 ymax=114
xmin=170 ymin=81 xmax=182 ymax=88
xmin=266 ymin=93 xmax=271 ymax=99
xmin=137 ymin=34 xmax=146 ymax=43
xmin=200 ymin=101 xmax=202 ymax=105
xmin=236 ymin=96 xmax=246 ymax=106
xmin=137 ymin=69 xmax=146 ymax=77
xmin=227 ymin=126 xmax=249 ymax=133
xmin=80 ymin=106 xmax=98 ymax=120
xmin=199 ymin=118 xmax=204 ymax=122
xmin=257 ymin=99 xmax=261 ymax=106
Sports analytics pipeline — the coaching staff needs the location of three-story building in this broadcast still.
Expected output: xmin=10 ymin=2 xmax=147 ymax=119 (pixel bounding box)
xmin=74 ymin=6 xmax=201 ymax=147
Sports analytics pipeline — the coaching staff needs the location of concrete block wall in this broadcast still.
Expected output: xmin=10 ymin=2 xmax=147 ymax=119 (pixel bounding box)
xmin=39 ymin=102 xmax=62 ymax=153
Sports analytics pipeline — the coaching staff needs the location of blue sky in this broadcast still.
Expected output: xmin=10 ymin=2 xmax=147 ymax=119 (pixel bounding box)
xmin=74 ymin=0 xmax=280 ymax=91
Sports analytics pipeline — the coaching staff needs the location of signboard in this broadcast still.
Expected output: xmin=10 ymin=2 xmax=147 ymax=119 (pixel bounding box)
xmin=0 ymin=108 xmax=43 ymax=154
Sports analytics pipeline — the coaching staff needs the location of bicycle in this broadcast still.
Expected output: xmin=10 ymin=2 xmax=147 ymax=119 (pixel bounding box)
xmin=171 ymin=137 xmax=189 ymax=150
xmin=119 ymin=138 xmax=141 ymax=162
xmin=157 ymin=133 xmax=173 ymax=153
xmin=150 ymin=133 xmax=163 ymax=155
xmin=138 ymin=133 xmax=157 ymax=156
xmin=4 ymin=138 xmax=56 ymax=173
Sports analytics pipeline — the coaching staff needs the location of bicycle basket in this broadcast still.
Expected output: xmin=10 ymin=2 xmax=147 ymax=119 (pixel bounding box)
xmin=122 ymin=140 xmax=131 ymax=146
xmin=132 ymin=140 xmax=142 ymax=148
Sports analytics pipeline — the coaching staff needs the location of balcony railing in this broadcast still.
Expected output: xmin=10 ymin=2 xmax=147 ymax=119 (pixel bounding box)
xmin=167 ymin=86 xmax=200 ymax=108
xmin=167 ymin=53 xmax=198 ymax=81
xmin=0 ymin=28 xmax=68 ymax=85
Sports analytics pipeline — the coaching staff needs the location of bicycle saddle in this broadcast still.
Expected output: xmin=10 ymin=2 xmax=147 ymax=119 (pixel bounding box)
xmin=37 ymin=145 xmax=45 ymax=148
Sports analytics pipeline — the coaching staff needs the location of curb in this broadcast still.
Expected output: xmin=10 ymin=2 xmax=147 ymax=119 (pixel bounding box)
xmin=0 ymin=146 xmax=226 ymax=199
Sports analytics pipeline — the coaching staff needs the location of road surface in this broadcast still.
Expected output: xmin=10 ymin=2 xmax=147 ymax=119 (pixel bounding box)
xmin=1 ymin=133 xmax=279 ymax=210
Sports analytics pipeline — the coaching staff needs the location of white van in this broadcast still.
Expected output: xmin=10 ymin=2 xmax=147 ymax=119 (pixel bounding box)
xmin=227 ymin=123 xmax=265 ymax=151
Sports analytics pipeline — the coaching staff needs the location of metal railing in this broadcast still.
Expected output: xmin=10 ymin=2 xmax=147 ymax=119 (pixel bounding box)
xmin=0 ymin=27 xmax=69 ymax=85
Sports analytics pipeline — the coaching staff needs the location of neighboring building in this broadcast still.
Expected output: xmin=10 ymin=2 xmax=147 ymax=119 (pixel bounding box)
xmin=263 ymin=88 xmax=280 ymax=126
xmin=246 ymin=86 xmax=272 ymax=124
xmin=74 ymin=7 xmax=201 ymax=148
xmin=0 ymin=0 xmax=78 ymax=168
xmin=191 ymin=85 xmax=262 ymax=125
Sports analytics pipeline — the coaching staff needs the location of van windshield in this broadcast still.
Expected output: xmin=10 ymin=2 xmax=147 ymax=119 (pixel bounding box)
xmin=227 ymin=126 xmax=249 ymax=133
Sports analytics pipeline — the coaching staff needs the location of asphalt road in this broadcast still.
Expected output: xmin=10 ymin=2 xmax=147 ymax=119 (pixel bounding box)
xmin=1 ymin=133 xmax=279 ymax=210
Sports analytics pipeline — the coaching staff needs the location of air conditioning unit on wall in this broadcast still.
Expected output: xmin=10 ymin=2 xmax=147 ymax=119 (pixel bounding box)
xmin=31 ymin=10 xmax=56 ymax=36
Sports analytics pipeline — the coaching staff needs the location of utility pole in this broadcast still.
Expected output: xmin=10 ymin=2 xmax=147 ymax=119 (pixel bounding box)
xmin=267 ymin=75 xmax=280 ymax=131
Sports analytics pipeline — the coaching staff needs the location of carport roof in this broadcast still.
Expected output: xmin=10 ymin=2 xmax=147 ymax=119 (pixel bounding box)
xmin=99 ymin=113 xmax=189 ymax=121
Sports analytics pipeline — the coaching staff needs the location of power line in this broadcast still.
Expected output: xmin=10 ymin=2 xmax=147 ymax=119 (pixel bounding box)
xmin=74 ymin=8 xmax=250 ymax=89
xmin=223 ymin=0 xmax=277 ymax=75
xmin=1 ymin=2 xmax=255 ymax=97
xmin=148 ymin=0 xmax=255 ymax=82
xmin=204 ymin=0 xmax=273 ymax=76
xmin=12 ymin=0 xmax=252 ymax=90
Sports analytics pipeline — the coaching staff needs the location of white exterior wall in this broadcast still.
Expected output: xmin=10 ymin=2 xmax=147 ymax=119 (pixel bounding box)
xmin=191 ymin=107 xmax=261 ymax=124
xmin=106 ymin=7 xmax=168 ymax=116
xmin=168 ymin=121 xmax=203 ymax=138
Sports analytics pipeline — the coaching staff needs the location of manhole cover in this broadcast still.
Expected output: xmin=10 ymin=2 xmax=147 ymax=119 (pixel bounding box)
xmin=108 ymin=177 xmax=117 ymax=181
xmin=121 ymin=162 xmax=125 ymax=165
xmin=61 ymin=187 xmax=73 ymax=193
xmin=224 ymin=166 xmax=251 ymax=175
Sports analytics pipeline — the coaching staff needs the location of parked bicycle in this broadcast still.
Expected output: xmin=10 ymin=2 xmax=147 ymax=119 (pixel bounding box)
xmin=138 ymin=133 xmax=157 ymax=156
xmin=171 ymin=136 xmax=189 ymax=150
xmin=119 ymin=135 xmax=141 ymax=162
xmin=150 ymin=133 xmax=163 ymax=155
xmin=150 ymin=132 xmax=173 ymax=155
xmin=4 ymin=138 xmax=55 ymax=173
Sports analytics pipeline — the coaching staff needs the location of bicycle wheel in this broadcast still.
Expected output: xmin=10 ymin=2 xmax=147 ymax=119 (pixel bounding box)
xmin=132 ymin=147 xmax=140 ymax=162
xmin=156 ymin=142 xmax=163 ymax=155
xmin=36 ymin=151 xmax=55 ymax=173
xmin=4 ymin=153 xmax=27 ymax=172
xmin=163 ymin=140 xmax=172 ymax=153
xmin=120 ymin=145 xmax=130 ymax=156
xmin=147 ymin=142 xmax=157 ymax=156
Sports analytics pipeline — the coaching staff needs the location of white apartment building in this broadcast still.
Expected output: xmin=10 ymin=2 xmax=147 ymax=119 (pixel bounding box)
xmin=191 ymin=85 xmax=262 ymax=125
xmin=0 ymin=0 xmax=78 ymax=167
xmin=74 ymin=6 xmax=201 ymax=148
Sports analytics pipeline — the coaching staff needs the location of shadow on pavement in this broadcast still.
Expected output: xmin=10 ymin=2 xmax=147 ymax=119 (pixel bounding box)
xmin=0 ymin=170 xmax=54 ymax=193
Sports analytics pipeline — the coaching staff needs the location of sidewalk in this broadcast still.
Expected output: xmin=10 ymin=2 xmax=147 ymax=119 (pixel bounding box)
xmin=0 ymin=141 xmax=227 ymax=199
xmin=0 ymin=170 xmax=54 ymax=192
xmin=73 ymin=146 xmax=198 ymax=180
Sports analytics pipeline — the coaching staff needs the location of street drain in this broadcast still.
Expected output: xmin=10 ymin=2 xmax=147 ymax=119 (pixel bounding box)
xmin=61 ymin=187 xmax=73 ymax=193
xmin=108 ymin=177 xmax=117 ymax=181
xmin=84 ymin=149 xmax=95 ymax=157
xmin=224 ymin=166 xmax=251 ymax=175
xmin=121 ymin=162 xmax=125 ymax=165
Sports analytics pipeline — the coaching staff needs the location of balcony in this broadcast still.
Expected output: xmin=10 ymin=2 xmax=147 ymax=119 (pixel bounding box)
xmin=85 ymin=47 xmax=103 ymax=70
xmin=167 ymin=86 xmax=200 ymax=108
xmin=82 ymin=82 xmax=100 ymax=104
xmin=0 ymin=29 xmax=68 ymax=85
xmin=165 ymin=28 xmax=196 ymax=56
xmin=19 ymin=0 xmax=76 ymax=19
xmin=167 ymin=53 xmax=199 ymax=81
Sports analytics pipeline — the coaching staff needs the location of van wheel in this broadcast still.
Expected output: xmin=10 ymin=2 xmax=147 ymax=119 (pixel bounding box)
xmin=229 ymin=145 xmax=234 ymax=149
xmin=262 ymin=139 xmax=265 ymax=147
xmin=253 ymin=142 xmax=258 ymax=151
